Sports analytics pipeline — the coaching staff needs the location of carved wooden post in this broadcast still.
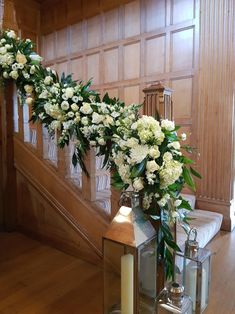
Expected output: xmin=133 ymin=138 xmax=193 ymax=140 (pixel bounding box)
xmin=143 ymin=82 xmax=173 ymax=120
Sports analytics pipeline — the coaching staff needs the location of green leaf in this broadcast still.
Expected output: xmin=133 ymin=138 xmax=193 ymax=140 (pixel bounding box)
xmin=178 ymin=199 xmax=192 ymax=211
xmin=182 ymin=167 xmax=196 ymax=192
xmin=190 ymin=167 xmax=202 ymax=179
xmin=130 ymin=159 xmax=146 ymax=178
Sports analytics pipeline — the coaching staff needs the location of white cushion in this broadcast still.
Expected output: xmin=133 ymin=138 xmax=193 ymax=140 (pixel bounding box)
xmin=177 ymin=209 xmax=223 ymax=250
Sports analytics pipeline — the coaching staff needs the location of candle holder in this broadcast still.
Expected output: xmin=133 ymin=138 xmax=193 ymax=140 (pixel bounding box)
xmin=174 ymin=228 xmax=212 ymax=313
xmin=103 ymin=192 xmax=158 ymax=314
xmin=157 ymin=282 xmax=193 ymax=313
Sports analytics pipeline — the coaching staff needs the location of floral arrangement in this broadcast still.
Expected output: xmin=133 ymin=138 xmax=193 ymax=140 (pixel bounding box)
xmin=0 ymin=29 xmax=201 ymax=278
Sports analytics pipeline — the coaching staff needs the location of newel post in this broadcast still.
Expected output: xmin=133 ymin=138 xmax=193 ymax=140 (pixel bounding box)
xmin=110 ymin=82 xmax=173 ymax=220
xmin=0 ymin=82 xmax=17 ymax=231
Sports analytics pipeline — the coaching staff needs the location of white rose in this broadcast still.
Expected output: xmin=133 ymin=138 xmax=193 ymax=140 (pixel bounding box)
xmin=3 ymin=72 xmax=9 ymax=79
xmin=78 ymin=96 xmax=83 ymax=101
xmin=72 ymin=96 xmax=79 ymax=103
xmin=98 ymin=138 xmax=106 ymax=145
xmin=174 ymin=199 xmax=182 ymax=207
xmin=92 ymin=112 xmax=103 ymax=124
xmin=67 ymin=111 xmax=74 ymax=118
xmin=149 ymin=147 xmax=160 ymax=159
xmin=80 ymin=102 xmax=93 ymax=115
xmin=26 ymin=97 xmax=33 ymax=105
xmin=5 ymin=44 xmax=11 ymax=50
xmin=81 ymin=117 xmax=89 ymax=125
xmin=168 ymin=141 xmax=181 ymax=150
xmin=10 ymin=70 xmax=19 ymax=80
xmin=146 ymin=160 xmax=159 ymax=173
xmin=133 ymin=177 xmax=144 ymax=191
xmin=163 ymin=152 xmax=173 ymax=162
xmin=104 ymin=115 xmax=114 ymax=126
xmin=131 ymin=122 xmax=137 ymax=130
xmin=44 ymin=76 xmax=53 ymax=85
xmin=161 ymin=119 xmax=175 ymax=131
xmin=65 ymin=87 xmax=74 ymax=99
xmin=71 ymin=103 xmax=79 ymax=111
xmin=90 ymin=140 xmax=96 ymax=146
xmin=7 ymin=30 xmax=16 ymax=39
xmin=0 ymin=38 xmax=6 ymax=44
xmin=24 ymin=85 xmax=34 ymax=94
xmin=61 ymin=101 xmax=69 ymax=110
xmin=180 ymin=133 xmax=187 ymax=141
xmin=16 ymin=51 xmax=27 ymax=64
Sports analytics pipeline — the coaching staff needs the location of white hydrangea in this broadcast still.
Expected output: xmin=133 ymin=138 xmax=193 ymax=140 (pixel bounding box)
xmin=161 ymin=119 xmax=175 ymax=131
xmin=149 ymin=146 xmax=160 ymax=159
xmin=146 ymin=160 xmax=159 ymax=173
xmin=65 ymin=87 xmax=74 ymax=99
xmin=130 ymin=145 xmax=149 ymax=164
xmin=92 ymin=112 xmax=104 ymax=124
xmin=10 ymin=70 xmax=19 ymax=80
xmin=159 ymin=160 xmax=183 ymax=188
xmin=126 ymin=137 xmax=139 ymax=148
xmin=7 ymin=30 xmax=16 ymax=39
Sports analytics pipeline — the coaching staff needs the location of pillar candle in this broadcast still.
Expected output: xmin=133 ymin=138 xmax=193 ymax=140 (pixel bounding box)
xmin=121 ymin=254 xmax=134 ymax=314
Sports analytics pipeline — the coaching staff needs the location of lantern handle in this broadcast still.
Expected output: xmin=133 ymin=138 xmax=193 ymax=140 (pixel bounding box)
xmin=187 ymin=227 xmax=197 ymax=242
xmin=118 ymin=191 xmax=132 ymax=207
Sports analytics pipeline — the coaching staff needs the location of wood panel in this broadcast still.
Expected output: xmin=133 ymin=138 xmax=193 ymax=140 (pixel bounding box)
xmin=14 ymin=138 xmax=109 ymax=259
xmin=16 ymin=172 xmax=100 ymax=263
xmin=196 ymin=0 xmax=235 ymax=231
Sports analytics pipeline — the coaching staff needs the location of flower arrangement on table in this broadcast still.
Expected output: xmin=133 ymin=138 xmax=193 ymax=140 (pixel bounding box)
xmin=0 ymin=29 xmax=201 ymax=278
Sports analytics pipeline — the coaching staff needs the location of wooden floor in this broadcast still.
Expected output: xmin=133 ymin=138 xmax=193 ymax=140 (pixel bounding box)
xmin=0 ymin=232 xmax=103 ymax=314
xmin=0 ymin=231 xmax=234 ymax=314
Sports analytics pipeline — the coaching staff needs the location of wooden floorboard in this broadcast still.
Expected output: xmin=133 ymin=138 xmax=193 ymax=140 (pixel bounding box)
xmin=0 ymin=231 xmax=234 ymax=313
xmin=0 ymin=232 xmax=103 ymax=314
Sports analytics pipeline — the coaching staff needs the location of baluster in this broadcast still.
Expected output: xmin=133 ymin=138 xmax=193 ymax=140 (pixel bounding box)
xmin=82 ymin=148 xmax=96 ymax=202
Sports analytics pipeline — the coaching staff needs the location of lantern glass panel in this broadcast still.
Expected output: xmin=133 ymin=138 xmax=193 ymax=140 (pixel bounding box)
xmin=174 ymin=249 xmax=211 ymax=313
xmin=157 ymin=288 xmax=193 ymax=313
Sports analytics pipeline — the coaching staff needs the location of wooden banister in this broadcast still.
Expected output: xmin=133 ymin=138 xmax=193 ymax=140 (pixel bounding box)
xmin=82 ymin=148 xmax=97 ymax=202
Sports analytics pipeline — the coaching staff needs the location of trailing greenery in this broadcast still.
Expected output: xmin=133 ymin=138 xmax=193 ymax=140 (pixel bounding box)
xmin=0 ymin=29 xmax=201 ymax=279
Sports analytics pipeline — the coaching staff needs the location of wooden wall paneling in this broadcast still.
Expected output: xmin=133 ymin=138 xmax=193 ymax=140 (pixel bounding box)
xmin=171 ymin=0 xmax=195 ymax=25
xmin=54 ymin=0 xmax=67 ymax=30
xmin=70 ymin=57 xmax=84 ymax=81
xmin=40 ymin=2 xmax=55 ymax=34
xmin=83 ymin=0 xmax=100 ymax=19
xmin=3 ymin=0 xmax=18 ymax=30
xmin=124 ymin=0 xmax=140 ymax=38
xmin=124 ymin=85 xmax=140 ymax=105
xmin=67 ymin=0 xmax=82 ymax=25
xmin=145 ymin=35 xmax=166 ymax=76
xmin=56 ymin=28 xmax=68 ymax=59
xmin=145 ymin=0 xmax=166 ymax=32
xmin=196 ymin=0 xmax=235 ymax=231
xmin=104 ymin=48 xmax=119 ymax=83
xmin=123 ymin=41 xmax=140 ymax=79
xmin=43 ymin=33 xmax=56 ymax=62
xmin=103 ymin=8 xmax=119 ymax=44
xmin=86 ymin=53 xmax=100 ymax=85
xmin=0 ymin=91 xmax=4 ymax=229
xmin=70 ymin=22 xmax=84 ymax=54
xmin=87 ymin=15 xmax=102 ymax=49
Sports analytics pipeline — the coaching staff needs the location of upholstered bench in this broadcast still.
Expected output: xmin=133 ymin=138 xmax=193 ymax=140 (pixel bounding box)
xmin=176 ymin=194 xmax=223 ymax=249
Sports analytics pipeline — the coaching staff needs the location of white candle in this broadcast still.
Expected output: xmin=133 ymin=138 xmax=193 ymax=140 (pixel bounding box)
xmin=121 ymin=254 xmax=134 ymax=314
xmin=187 ymin=265 xmax=207 ymax=311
